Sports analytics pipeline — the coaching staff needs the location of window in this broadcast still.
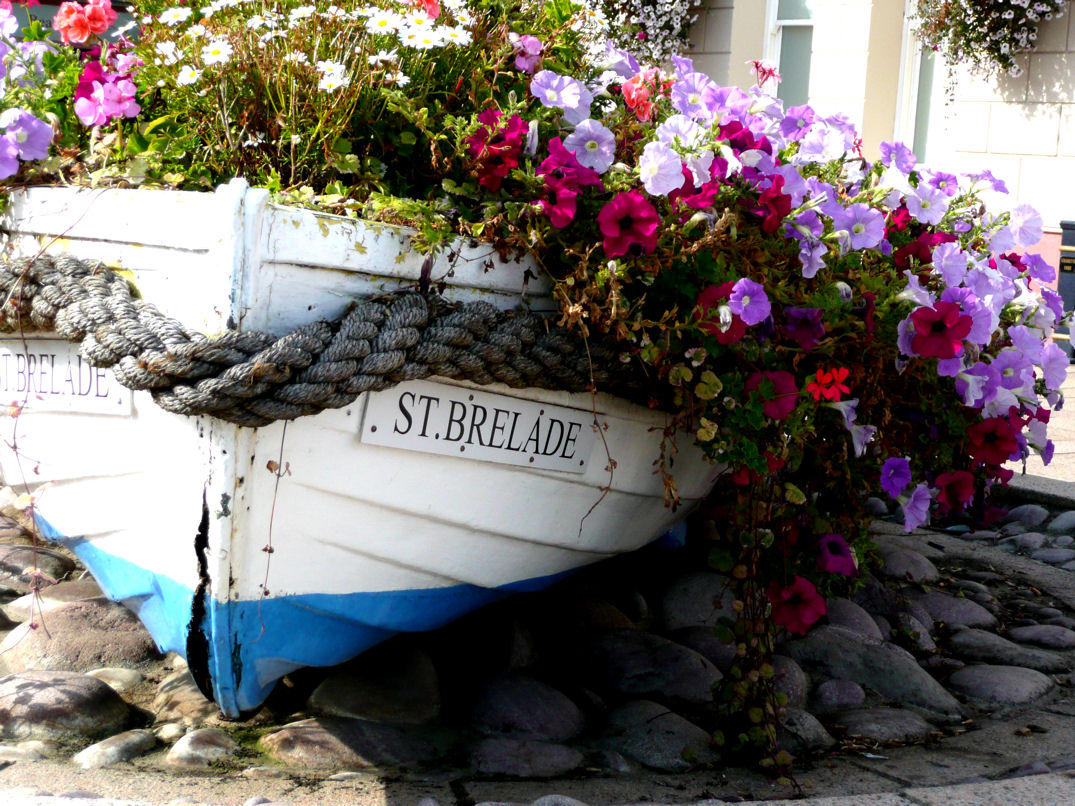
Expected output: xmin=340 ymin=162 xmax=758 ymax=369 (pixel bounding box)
xmin=769 ymin=0 xmax=814 ymax=108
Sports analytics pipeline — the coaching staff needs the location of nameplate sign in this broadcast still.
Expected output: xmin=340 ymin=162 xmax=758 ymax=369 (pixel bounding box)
xmin=0 ymin=339 xmax=132 ymax=415
xmin=361 ymin=380 xmax=596 ymax=473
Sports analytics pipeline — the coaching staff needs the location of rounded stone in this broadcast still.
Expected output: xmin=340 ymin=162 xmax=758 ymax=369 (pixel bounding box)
xmin=777 ymin=708 xmax=835 ymax=754
xmin=307 ymin=643 xmax=440 ymax=725
xmin=0 ymin=546 xmax=76 ymax=594
xmin=1001 ymin=533 xmax=1047 ymax=552
xmin=0 ymin=670 xmax=128 ymax=740
xmin=86 ymin=667 xmax=145 ymax=696
xmin=865 ymin=497 xmax=889 ymax=517
xmin=165 ymin=727 xmax=239 ymax=768
xmin=1 ymin=578 xmax=103 ymax=623
xmin=1056 ymin=536 xmax=1075 ymax=548
xmin=877 ymin=547 xmax=939 ymax=584
xmin=839 ymin=708 xmax=933 ymax=743
xmin=259 ymin=717 xmax=452 ymax=769
xmin=576 ymin=629 xmax=722 ymax=705
xmin=772 ymin=655 xmax=808 ymax=709
xmin=471 ymin=737 xmax=584 ymax=778
xmin=814 ymin=679 xmax=866 ymax=710
xmin=152 ymin=669 xmax=218 ymax=727
xmin=1008 ymin=624 xmax=1075 ymax=650
xmin=913 ymin=591 xmax=997 ymax=629
xmin=1031 ymin=548 xmax=1075 ymax=565
xmin=72 ymin=729 xmax=156 ymax=768
xmin=1047 ymin=511 xmax=1075 ymax=534
xmin=1004 ymin=504 xmax=1050 ymax=528
xmin=660 ymin=572 xmax=735 ymax=631
xmin=948 ymin=664 xmax=1054 ymax=705
xmin=896 ymin=614 xmax=936 ymax=653
xmin=0 ymin=599 xmax=160 ymax=674
xmin=471 ymin=675 xmax=583 ymax=741
xmin=669 ymin=627 xmax=738 ymax=672
xmin=601 ymin=700 xmax=718 ymax=772
xmin=826 ymin=598 xmax=883 ymax=640
xmin=946 ymin=628 xmax=1071 ymax=673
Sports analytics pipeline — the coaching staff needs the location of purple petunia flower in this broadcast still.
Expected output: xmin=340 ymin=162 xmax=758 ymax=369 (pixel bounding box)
xmin=879 ymin=140 xmax=916 ymax=173
xmin=530 ymin=70 xmax=591 ymax=122
xmin=902 ymin=483 xmax=931 ymax=532
xmin=783 ymin=307 xmax=825 ymax=349
xmin=1041 ymin=342 xmax=1069 ymax=391
xmin=991 ymin=348 xmax=1036 ymax=395
xmin=955 ymin=361 xmax=1001 ymax=408
xmin=779 ymin=104 xmax=815 ymax=141
xmin=798 ymin=240 xmax=827 ymax=278
xmin=0 ymin=135 xmax=18 ymax=180
xmin=928 ymin=170 xmax=960 ymax=196
xmin=965 ymin=168 xmax=1009 ymax=194
xmin=828 ymin=398 xmax=858 ymax=431
xmin=1022 ymin=252 xmax=1056 ymax=283
xmin=563 ymin=118 xmax=616 ymax=173
xmin=602 ymin=41 xmax=640 ymax=79
xmin=906 ymin=184 xmax=949 ymax=226
xmin=1008 ymin=204 xmax=1044 ymax=247
xmin=931 ymin=242 xmax=970 ymax=288
xmin=729 ymin=278 xmax=771 ymax=326
xmin=0 ymin=109 xmax=52 ymax=162
xmin=638 ymin=141 xmax=686 ymax=197
xmin=880 ymin=457 xmax=911 ymax=499
xmin=831 ymin=203 xmax=885 ymax=251
xmin=672 ymin=71 xmax=717 ymax=122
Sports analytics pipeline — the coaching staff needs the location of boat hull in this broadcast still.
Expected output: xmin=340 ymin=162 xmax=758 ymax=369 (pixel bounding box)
xmin=2 ymin=183 xmax=720 ymax=715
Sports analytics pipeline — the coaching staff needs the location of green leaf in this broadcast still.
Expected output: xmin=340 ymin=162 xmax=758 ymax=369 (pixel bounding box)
xmin=784 ymin=482 xmax=807 ymax=505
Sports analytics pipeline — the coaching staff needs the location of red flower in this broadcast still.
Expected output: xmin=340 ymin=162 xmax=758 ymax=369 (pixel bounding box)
xmin=467 ymin=110 xmax=528 ymax=192
xmin=806 ymin=367 xmax=850 ymax=402
xmin=755 ymin=175 xmax=792 ymax=234
xmin=910 ymin=301 xmax=973 ymax=359
xmin=745 ymin=370 xmax=799 ymax=421
xmin=935 ymin=470 xmax=975 ymax=512
xmin=893 ymin=231 xmax=958 ymax=269
xmin=768 ymin=576 xmax=826 ymax=636
xmin=695 ymin=281 xmax=747 ymax=344
xmin=622 ymin=71 xmax=655 ymax=121
xmin=967 ymin=416 xmax=1019 ymax=466
xmin=597 ymin=190 xmax=660 ymax=257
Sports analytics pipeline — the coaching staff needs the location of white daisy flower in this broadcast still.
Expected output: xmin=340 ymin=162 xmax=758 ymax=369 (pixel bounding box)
xmin=158 ymin=6 xmax=193 ymax=25
xmin=283 ymin=51 xmax=309 ymax=64
xmin=385 ymin=69 xmax=410 ymax=86
xmin=177 ymin=65 xmax=202 ymax=85
xmin=367 ymin=48 xmax=398 ymax=66
xmin=318 ymin=72 xmax=349 ymax=92
xmin=288 ymin=5 xmax=316 ymax=25
xmin=365 ymin=10 xmax=401 ymax=34
xmin=185 ymin=24 xmax=207 ymax=37
xmin=201 ymin=39 xmax=233 ymax=65
xmin=316 ymin=59 xmax=346 ymax=74
xmin=441 ymin=26 xmax=471 ymax=46
xmin=403 ymin=10 xmax=433 ymax=28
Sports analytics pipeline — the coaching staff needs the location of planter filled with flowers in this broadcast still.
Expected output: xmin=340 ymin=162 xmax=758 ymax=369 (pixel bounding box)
xmin=0 ymin=0 xmax=1067 ymax=757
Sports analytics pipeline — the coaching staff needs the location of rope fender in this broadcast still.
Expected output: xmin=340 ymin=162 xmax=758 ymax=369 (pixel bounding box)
xmin=0 ymin=254 xmax=633 ymax=427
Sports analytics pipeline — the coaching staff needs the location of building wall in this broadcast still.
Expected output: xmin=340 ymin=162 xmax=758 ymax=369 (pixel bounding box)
xmin=688 ymin=0 xmax=736 ymax=84
xmin=922 ymin=12 xmax=1075 ymax=230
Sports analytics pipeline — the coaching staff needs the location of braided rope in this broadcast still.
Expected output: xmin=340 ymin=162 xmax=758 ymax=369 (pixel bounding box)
xmin=0 ymin=254 xmax=635 ymax=427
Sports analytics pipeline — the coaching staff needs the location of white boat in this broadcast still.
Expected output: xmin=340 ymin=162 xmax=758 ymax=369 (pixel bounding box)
xmin=0 ymin=180 xmax=719 ymax=716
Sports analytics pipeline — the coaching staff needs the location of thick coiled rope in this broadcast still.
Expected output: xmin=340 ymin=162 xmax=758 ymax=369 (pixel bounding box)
xmin=0 ymin=254 xmax=636 ymax=427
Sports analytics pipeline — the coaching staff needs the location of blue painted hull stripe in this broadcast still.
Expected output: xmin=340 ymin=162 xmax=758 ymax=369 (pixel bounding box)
xmin=34 ymin=512 xmax=578 ymax=716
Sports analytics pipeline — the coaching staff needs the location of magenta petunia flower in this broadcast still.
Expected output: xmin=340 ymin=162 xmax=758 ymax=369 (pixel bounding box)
xmin=782 ymin=307 xmax=825 ymax=350
xmin=817 ymin=533 xmax=857 ymax=576
xmin=935 ymin=470 xmax=975 ymax=512
xmin=745 ymin=370 xmax=798 ymax=420
xmin=767 ymin=576 xmax=826 ymax=636
xmin=597 ymin=190 xmax=660 ymax=257
xmin=509 ymin=33 xmax=542 ymax=73
xmin=728 ymin=278 xmax=771 ymax=326
xmin=909 ymin=301 xmax=973 ymax=359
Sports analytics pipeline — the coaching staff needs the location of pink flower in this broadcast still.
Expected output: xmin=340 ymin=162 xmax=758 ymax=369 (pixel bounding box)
xmin=768 ymin=577 xmax=826 ymax=636
xmin=935 ymin=470 xmax=975 ymax=512
xmin=84 ymin=0 xmax=116 ymax=34
xmin=74 ymin=78 xmax=140 ymax=126
xmin=53 ymin=2 xmax=90 ymax=44
xmin=467 ymin=110 xmax=528 ymax=192
xmin=597 ymin=190 xmax=660 ymax=257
